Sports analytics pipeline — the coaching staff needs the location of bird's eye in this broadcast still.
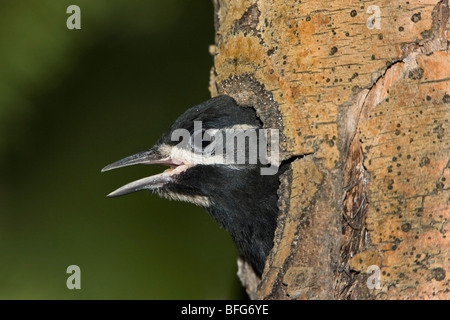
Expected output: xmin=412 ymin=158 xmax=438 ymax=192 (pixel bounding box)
xmin=190 ymin=129 xmax=213 ymax=154
xmin=202 ymin=139 xmax=212 ymax=149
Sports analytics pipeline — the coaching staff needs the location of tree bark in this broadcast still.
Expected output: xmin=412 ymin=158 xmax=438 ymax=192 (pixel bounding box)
xmin=210 ymin=0 xmax=449 ymax=299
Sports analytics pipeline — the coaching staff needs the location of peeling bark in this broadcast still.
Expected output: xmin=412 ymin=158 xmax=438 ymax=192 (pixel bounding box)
xmin=211 ymin=0 xmax=449 ymax=299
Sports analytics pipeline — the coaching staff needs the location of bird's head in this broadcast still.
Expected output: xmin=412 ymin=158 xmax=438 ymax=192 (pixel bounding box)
xmin=102 ymin=95 xmax=268 ymax=206
xmin=102 ymin=95 xmax=281 ymax=274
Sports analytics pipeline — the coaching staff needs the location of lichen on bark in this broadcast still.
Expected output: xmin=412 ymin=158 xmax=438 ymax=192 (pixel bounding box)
xmin=211 ymin=0 xmax=449 ymax=299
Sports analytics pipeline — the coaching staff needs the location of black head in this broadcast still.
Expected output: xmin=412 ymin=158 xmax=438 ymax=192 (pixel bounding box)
xmin=102 ymin=95 xmax=281 ymax=274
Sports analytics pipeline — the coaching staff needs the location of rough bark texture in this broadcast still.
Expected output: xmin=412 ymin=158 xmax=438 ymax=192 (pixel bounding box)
xmin=210 ymin=0 xmax=449 ymax=299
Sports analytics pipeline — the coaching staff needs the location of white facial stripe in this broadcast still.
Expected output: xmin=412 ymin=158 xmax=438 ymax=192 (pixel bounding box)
xmin=173 ymin=145 xmax=231 ymax=165
xmin=159 ymin=124 xmax=269 ymax=168
xmin=158 ymin=190 xmax=210 ymax=207
xmin=158 ymin=143 xmax=235 ymax=166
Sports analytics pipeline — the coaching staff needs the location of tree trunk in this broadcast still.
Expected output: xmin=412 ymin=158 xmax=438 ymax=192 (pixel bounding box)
xmin=210 ymin=0 xmax=449 ymax=299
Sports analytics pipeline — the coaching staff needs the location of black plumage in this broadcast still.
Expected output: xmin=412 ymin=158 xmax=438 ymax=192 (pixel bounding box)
xmin=102 ymin=95 xmax=282 ymax=275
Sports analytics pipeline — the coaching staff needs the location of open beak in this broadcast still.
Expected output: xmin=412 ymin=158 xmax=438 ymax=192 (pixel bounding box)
xmin=101 ymin=149 xmax=185 ymax=197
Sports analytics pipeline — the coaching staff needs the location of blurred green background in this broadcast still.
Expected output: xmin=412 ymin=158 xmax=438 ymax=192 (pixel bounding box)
xmin=0 ymin=0 xmax=242 ymax=299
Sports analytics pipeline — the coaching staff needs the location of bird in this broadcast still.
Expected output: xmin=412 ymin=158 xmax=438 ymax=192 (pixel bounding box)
xmin=102 ymin=95 xmax=283 ymax=275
